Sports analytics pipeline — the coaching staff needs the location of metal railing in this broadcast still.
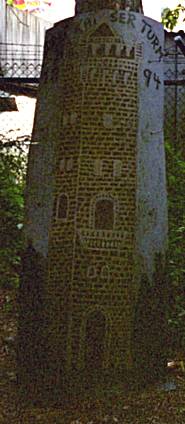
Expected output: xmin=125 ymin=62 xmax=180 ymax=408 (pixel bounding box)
xmin=0 ymin=42 xmax=43 ymax=82
xmin=164 ymin=48 xmax=185 ymax=150
xmin=0 ymin=41 xmax=185 ymax=145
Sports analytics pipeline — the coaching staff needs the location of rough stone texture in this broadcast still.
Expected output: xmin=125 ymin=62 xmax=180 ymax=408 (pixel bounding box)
xmin=24 ymin=7 xmax=168 ymax=387
xmin=24 ymin=25 xmax=66 ymax=256
xmin=48 ymin=24 xmax=140 ymax=371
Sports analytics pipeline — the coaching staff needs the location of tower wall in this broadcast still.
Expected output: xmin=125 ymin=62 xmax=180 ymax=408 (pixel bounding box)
xmin=24 ymin=7 xmax=167 ymax=382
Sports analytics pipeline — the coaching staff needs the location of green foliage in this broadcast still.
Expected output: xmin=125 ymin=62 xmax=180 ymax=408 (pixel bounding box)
xmin=165 ymin=140 xmax=185 ymax=350
xmin=162 ymin=3 xmax=185 ymax=30
xmin=0 ymin=135 xmax=28 ymax=288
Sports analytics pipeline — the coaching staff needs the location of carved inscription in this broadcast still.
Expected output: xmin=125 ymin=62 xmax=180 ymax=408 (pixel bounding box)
xmin=110 ymin=10 xmax=136 ymax=27
xmin=80 ymin=11 xmax=136 ymax=31
xmin=144 ymin=69 xmax=161 ymax=90
xmin=141 ymin=19 xmax=165 ymax=62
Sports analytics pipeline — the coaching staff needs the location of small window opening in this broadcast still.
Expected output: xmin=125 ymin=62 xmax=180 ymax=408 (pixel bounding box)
xmin=95 ymin=199 xmax=114 ymax=230
xmin=56 ymin=194 xmax=68 ymax=219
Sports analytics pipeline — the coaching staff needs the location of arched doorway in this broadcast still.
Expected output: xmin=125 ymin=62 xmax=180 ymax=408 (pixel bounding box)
xmin=84 ymin=311 xmax=106 ymax=371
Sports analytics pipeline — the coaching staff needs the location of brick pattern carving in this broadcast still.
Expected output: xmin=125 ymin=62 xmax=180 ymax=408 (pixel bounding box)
xmin=47 ymin=23 xmax=140 ymax=370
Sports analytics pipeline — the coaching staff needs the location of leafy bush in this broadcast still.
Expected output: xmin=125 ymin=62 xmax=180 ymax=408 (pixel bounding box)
xmin=162 ymin=4 xmax=185 ymax=30
xmin=0 ymin=135 xmax=28 ymax=288
xmin=165 ymin=141 xmax=185 ymax=351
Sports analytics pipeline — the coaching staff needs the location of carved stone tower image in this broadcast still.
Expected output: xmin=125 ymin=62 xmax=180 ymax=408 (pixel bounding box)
xmin=22 ymin=0 xmax=168 ymax=390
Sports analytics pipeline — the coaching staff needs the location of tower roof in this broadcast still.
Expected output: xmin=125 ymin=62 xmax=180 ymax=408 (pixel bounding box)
xmin=75 ymin=0 xmax=144 ymax=14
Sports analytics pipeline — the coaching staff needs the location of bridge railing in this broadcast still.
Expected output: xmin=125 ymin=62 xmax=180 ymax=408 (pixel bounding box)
xmin=0 ymin=42 xmax=43 ymax=82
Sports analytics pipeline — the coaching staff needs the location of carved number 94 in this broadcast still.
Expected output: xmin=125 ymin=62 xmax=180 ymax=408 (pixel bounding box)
xmin=144 ymin=69 xmax=161 ymax=90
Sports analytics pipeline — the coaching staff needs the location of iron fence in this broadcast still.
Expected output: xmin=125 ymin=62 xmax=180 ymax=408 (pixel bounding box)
xmin=0 ymin=42 xmax=43 ymax=82
xmin=164 ymin=48 xmax=185 ymax=153
xmin=0 ymin=40 xmax=185 ymax=153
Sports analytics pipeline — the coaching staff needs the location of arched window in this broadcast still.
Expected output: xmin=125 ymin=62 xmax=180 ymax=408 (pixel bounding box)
xmin=87 ymin=266 xmax=97 ymax=279
xmin=103 ymin=113 xmax=113 ymax=129
xmin=56 ymin=194 xmax=68 ymax=219
xmin=95 ymin=198 xmax=114 ymax=230
xmin=113 ymin=159 xmax=122 ymax=178
xmin=94 ymin=158 xmax=103 ymax=177
xmin=101 ymin=265 xmax=110 ymax=280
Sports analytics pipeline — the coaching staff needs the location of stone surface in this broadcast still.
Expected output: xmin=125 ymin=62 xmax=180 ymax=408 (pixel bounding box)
xmin=24 ymin=5 xmax=168 ymax=387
